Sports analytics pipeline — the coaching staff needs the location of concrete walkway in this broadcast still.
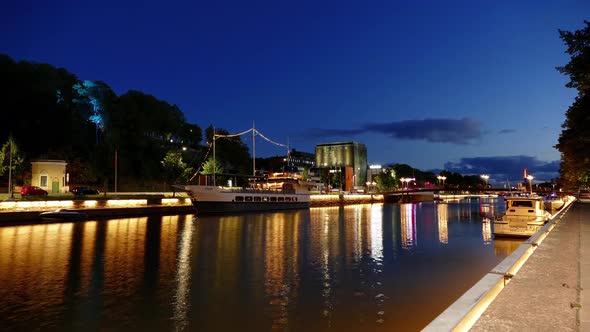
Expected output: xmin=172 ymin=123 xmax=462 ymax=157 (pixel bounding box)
xmin=470 ymin=202 xmax=590 ymax=331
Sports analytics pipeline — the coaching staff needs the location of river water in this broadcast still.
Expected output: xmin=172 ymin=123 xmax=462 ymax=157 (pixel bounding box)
xmin=0 ymin=198 xmax=522 ymax=331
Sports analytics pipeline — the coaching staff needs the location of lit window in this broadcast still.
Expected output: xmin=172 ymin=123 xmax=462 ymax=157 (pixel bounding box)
xmin=40 ymin=175 xmax=48 ymax=187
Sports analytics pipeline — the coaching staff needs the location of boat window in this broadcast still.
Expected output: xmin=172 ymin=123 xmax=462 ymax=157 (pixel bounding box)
xmin=254 ymin=196 xmax=261 ymax=202
xmin=285 ymin=197 xmax=292 ymax=202
xmin=262 ymin=196 xmax=268 ymax=202
xmin=270 ymin=197 xmax=277 ymax=202
xmin=245 ymin=196 xmax=253 ymax=202
xmin=278 ymin=197 xmax=284 ymax=202
xmin=235 ymin=196 xmax=244 ymax=202
xmin=511 ymin=201 xmax=533 ymax=207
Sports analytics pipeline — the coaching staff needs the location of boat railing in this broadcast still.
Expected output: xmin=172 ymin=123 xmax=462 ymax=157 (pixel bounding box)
xmin=219 ymin=187 xmax=297 ymax=195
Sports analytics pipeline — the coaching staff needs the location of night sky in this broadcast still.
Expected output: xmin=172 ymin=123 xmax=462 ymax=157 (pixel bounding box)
xmin=3 ymin=1 xmax=589 ymax=184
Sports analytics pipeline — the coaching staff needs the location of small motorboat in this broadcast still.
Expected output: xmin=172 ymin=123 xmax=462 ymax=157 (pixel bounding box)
xmin=494 ymin=196 xmax=551 ymax=237
xmin=39 ymin=209 xmax=88 ymax=222
xmin=544 ymin=195 xmax=566 ymax=211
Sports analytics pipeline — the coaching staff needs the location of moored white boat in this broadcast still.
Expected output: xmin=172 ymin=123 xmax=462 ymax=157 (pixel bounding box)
xmin=177 ymin=173 xmax=312 ymax=214
xmin=177 ymin=125 xmax=315 ymax=215
xmin=39 ymin=209 xmax=88 ymax=222
xmin=493 ymin=196 xmax=551 ymax=238
xmin=544 ymin=194 xmax=566 ymax=211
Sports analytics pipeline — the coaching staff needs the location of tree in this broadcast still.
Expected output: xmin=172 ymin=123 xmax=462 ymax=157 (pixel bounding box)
xmin=556 ymin=21 xmax=590 ymax=189
xmin=375 ymin=167 xmax=397 ymax=191
xmin=201 ymin=157 xmax=223 ymax=175
xmin=0 ymin=136 xmax=25 ymax=196
xmin=161 ymin=150 xmax=193 ymax=186
xmin=72 ymin=80 xmax=116 ymax=145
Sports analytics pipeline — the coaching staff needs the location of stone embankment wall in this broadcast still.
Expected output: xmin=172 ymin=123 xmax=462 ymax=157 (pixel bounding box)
xmin=310 ymin=194 xmax=384 ymax=207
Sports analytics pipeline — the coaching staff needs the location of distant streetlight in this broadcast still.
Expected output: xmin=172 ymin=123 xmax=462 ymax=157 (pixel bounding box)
xmin=480 ymin=174 xmax=489 ymax=188
xmin=526 ymin=175 xmax=534 ymax=194
xmin=400 ymin=177 xmax=414 ymax=190
xmin=437 ymin=175 xmax=447 ymax=187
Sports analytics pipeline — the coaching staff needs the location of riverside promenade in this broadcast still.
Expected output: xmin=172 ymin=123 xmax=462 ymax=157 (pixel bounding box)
xmin=468 ymin=202 xmax=589 ymax=331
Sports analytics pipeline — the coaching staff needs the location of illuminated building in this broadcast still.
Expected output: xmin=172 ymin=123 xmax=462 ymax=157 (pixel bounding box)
xmin=315 ymin=142 xmax=367 ymax=191
xmin=30 ymin=160 xmax=68 ymax=193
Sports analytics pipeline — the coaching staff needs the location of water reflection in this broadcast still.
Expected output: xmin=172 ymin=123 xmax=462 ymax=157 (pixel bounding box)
xmin=172 ymin=216 xmax=194 ymax=331
xmin=437 ymin=203 xmax=449 ymax=244
xmin=1 ymin=199 xmax=515 ymax=331
xmin=400 ymin=203 xmax=417 ymax=249
xmin=494 ymin=238 xmax=524 ymax=256
xmin=370 ymin=204 xmax=384 ymax=263
xmin=482 ymin=217 xmax=493 ymax=244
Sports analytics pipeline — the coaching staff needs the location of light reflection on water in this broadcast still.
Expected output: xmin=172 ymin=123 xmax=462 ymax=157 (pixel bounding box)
xmin=0 ymin=199 xmax=517 ymax=331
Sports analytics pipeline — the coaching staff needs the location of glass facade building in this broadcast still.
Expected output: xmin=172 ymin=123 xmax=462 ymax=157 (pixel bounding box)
xmin=315 ymin=142 xmax=367 ymax=190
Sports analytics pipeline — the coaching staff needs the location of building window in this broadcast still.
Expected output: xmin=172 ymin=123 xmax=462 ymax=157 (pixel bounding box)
xmin=40 ymin=175 xmax=48 ymax=187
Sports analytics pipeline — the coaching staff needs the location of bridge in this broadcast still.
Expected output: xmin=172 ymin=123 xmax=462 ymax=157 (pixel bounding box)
xmin=379 ymin=187 xmax=553 ymax=203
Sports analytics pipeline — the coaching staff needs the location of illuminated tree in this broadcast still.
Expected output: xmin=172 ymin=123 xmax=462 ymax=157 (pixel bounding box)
xmin=73 ymin=80 xmax=114 ymax=144
xmin=201 ymin=157 xmax=223 ymax=175
xmin=161 ymin=150 xmax=193 ymax=185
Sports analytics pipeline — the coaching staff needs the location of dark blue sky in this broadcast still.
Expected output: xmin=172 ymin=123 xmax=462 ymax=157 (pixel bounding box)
xmin=3 ymin=1 xmax=589 ymax=183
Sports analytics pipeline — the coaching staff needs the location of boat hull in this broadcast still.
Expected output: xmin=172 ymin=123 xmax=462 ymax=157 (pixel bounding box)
xmin=182 ymin=184 xmax=311 ymax=215
xmin=39 ymin=210 xmax=88 ymax=222
xmin=493 ymin=222 xmax=544 ymax=237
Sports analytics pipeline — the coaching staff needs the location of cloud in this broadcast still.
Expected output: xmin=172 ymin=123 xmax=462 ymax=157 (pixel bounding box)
xmin=498 ymin=129 xmax=516 ymax=134
xmin=310 ymin=117 xmax=482 ymax=144
xmin=442 ymin=156 xmax=559 ymax=182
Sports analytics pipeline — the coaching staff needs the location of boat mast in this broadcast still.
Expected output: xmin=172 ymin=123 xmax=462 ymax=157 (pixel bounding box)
xmin=252 ymin=120 xmax=256 ymax=176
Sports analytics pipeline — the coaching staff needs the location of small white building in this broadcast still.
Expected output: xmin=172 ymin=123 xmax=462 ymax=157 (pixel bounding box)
xmin=30 ymin=160 xmax=68 ymax=194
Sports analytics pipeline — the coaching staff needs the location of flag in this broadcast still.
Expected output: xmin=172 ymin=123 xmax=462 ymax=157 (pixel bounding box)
xmin=115 ymin=150 xmax=118 ymax=169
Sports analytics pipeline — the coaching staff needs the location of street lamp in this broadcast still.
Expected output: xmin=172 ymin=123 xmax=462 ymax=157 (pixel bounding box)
xmin=480 ymin=174 xmax=489 ymax=188
xmin=526 ymin=175 xmax=534 ymax=194
xmin=400 ymin=177 xmax=414 ymax=190
xmin=437 ymin=175 xmax=446 ymax=187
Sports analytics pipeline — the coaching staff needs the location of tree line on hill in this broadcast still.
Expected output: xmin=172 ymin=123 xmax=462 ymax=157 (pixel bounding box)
xmin=0 ymin=54 xmax=250 ymax=191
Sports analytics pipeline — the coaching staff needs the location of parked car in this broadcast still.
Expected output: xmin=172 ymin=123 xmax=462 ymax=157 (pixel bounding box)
xmin=21 ymin=185 xmax=48 ymax=196
xmin=71 ymin=186 xmax=100 ymax=196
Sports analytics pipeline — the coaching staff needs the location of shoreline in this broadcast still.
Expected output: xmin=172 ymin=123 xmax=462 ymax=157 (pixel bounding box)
xmin=0 ymin=193 xmax=386 ymax=224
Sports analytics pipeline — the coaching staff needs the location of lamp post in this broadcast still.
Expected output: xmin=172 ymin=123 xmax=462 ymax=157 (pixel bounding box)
xmin=526 ymin=175 xmax=534 ymax=194
xmin=400 ymin=177 xmax=414 ymax=190
xmin=437 ymin=175 xmax=446 ymax=187
xmin=480 ymin=174 xmax=489 ymax=189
